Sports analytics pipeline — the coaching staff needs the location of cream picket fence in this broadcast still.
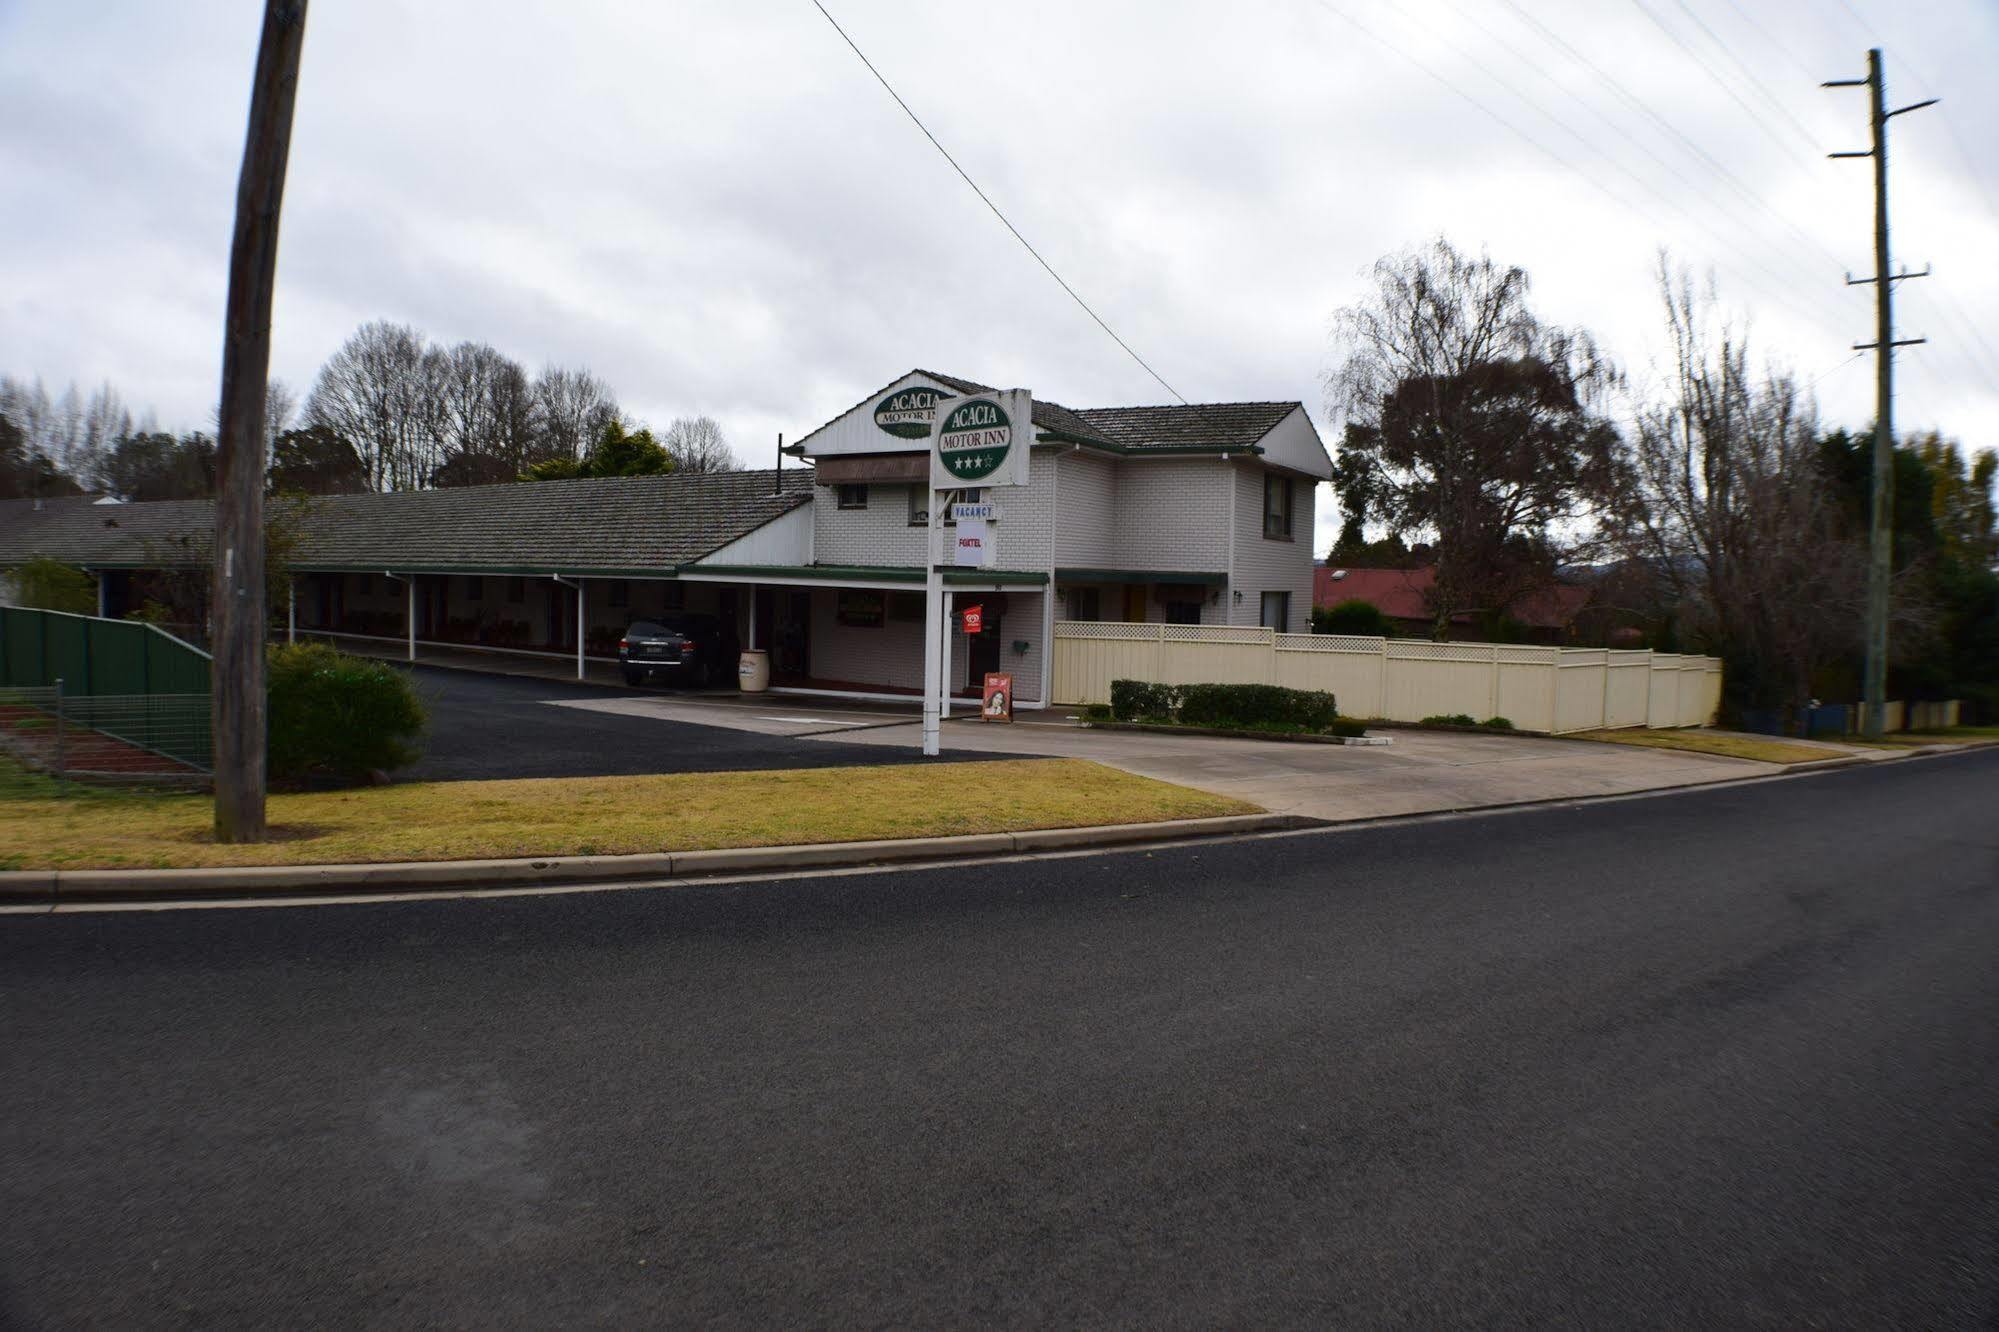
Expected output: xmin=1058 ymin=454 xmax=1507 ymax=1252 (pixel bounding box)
xmin=1051 ymin=622 xmax=1722 ymax=732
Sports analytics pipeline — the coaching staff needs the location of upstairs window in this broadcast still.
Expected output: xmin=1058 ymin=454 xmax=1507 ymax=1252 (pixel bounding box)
xmin=1263 ymin=474 xmax=1294 ymax=540
xmin=836 ymin=483 xmax=868 ymax=510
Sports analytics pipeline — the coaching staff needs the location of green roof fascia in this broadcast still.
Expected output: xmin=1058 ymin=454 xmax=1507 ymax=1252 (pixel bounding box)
xmin=693 ymin=563 xmax=1047 ymax=586
xmin=1033 ymin=431 xmax=1264 ymax=458
xmin=1055 ymin=568 xmax=1227 ymax=586
xmin=290 ymin=562 xmax=679 ymax=578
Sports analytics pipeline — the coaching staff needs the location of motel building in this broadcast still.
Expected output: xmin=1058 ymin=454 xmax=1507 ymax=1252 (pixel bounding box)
xmin=0 ymin=370 xmax=1331 ymax=710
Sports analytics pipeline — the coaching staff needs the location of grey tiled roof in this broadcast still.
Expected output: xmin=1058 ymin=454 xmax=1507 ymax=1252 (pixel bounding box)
xmin=914 ymin=370 xmax=1117 ymax=448
xmin=1073 ymin=402 xmax=1300 ymax=452
xmin=0 ymin=470 xmax=815 ymax=573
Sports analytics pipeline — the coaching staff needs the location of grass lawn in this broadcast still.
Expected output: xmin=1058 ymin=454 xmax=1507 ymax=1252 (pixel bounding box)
xmin=0 ymin=757 xmax=1256 ymax=872
xmin=1569 ymin=729 xmax=1838 ymax=765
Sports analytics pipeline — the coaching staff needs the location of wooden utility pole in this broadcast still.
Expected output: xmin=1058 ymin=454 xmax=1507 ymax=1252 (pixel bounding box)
xmin=213 ymin=0 xmax=308 ymax=842
xmin=1825 ymin=50 xmax=1933 ymax=739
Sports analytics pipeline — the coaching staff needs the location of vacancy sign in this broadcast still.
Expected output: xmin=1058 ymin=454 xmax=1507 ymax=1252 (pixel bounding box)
xmin=930 ymin=389 xmax=1031 ymax=490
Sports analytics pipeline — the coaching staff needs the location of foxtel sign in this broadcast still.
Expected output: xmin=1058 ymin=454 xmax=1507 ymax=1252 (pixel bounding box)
xmin=929 ymin=388 xmax=1032 ymax=489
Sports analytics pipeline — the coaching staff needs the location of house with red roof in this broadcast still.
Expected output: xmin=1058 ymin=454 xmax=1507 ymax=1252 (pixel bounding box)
xmin=1313 ymin=564 xmax=1593 ymax=642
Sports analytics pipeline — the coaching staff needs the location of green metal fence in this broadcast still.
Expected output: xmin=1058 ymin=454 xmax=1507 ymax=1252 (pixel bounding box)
xmin=0 ymin=607 xmax=212 ymax=697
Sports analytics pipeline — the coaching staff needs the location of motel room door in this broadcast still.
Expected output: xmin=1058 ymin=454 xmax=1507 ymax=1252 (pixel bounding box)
xmin=965 ymin=595 xmax=1005 ymax=690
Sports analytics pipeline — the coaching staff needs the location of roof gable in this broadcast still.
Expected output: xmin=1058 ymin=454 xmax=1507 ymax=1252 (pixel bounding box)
xmin=787 ymin=369 xmax=1118 ymax=456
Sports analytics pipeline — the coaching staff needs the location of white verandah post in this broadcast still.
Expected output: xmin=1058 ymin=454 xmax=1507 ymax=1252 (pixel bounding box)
xmin=575 ymin=579 xmax=585 ymax=680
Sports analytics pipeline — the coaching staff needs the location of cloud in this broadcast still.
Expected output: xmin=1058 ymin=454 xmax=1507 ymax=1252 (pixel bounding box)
xmin=2 ymin=0 xmax=1992 ymax=538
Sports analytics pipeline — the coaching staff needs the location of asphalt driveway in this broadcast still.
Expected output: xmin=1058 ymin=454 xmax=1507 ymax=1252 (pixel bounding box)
xmin=401 ymin=667 xmax=993 ymax=781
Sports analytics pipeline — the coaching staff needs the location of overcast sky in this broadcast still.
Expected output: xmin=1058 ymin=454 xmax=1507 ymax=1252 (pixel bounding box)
xmin=2 ymin=0 xmax=1993 ymax=550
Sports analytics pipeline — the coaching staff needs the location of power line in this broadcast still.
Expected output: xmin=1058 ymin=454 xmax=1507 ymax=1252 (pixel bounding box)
xmin=1312 ymin=0 xmax=1848 ymax=334
xmin=1666 ymin=0 xmax=1825 ymax=151
xmin=1495 ymin=0 xmax=1848 ymax=279
xmin=807 ymin=0 xmax=1188 ymax=404
xmin=1626 ymin=0 xmax=1816 ymax=163
xmin=1439 ymin=0 xmax=1851 ymax=326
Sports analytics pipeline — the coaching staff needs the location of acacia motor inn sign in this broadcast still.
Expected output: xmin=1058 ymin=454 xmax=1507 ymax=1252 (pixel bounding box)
xmin=929 ymin=388 xmax=1032 ymax=489
xmin=872 ymin=385 xmax=951 ymax=439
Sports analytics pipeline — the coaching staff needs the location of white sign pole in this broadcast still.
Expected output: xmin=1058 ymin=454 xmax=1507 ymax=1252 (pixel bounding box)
xmin=922 ymin=387 xmax=1030 ymax=755
xmin=921 ymin=493 xmax=944 ymax=756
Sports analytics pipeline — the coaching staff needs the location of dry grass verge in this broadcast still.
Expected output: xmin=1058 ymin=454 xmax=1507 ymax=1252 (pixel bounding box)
xmin=0 ymin=758 xmax=1257 ymax=872
xmin=1569 ymin=729 xmax=1838 ymax=765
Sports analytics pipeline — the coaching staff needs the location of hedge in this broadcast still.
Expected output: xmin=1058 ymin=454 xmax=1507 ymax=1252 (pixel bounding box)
xmin=1176 ymin=682 xmax=1340 ymax=731
xmin=267 ymin=642 xmax=428 ymax=786
xmin=1110 ymin=679 xmax=1345 ymax=732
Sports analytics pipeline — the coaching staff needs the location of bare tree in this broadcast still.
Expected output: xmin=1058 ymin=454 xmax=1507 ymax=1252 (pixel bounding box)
xmin=660 ymin=415 xmax=735 ymax=472
xmin=79 ymin=382 xmax=132 ymax=489
xmin=1326 ymin=238 xmax=1623 ymax=635
xmin=534 ymin=365 xmax=618 ymax=464
xmin=264 ymin=377 xmax=297 ymax=449
xmin=1623 ymin=264 xmax=1888 ymax=716
xmin=303 ymin=321 xmax=432 ymax=490
xmin=487 ymin=358 xmax=540 ymax=472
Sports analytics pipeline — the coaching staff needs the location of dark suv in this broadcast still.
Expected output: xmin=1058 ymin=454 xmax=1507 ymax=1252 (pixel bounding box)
xmin=619 ymin=614 xmax=727 ymax=688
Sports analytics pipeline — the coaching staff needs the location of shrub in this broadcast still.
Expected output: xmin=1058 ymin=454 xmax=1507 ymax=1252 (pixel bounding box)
xmin=1479 ymin=716 xmax=1515 ymax=731
xmin=1177 ymin=683 xmax=1339 ymax=731
xmin=1312 ymin=598 xmax=1392 ymax=638
xmin=1081 ymin=703 xmax=1112 ymax=722
xmin=9 ymin=556 xmax=96 ymax=614
xmin=1324 ymin=717 xmax=1369 ymax=738
xmin=1420 ymin=713 xmax=1478 ymax=727
xmin=267 ymin=642 xmax=427 ymax=785
xmin=1110 ymin=679 xmax=1180 ymax=721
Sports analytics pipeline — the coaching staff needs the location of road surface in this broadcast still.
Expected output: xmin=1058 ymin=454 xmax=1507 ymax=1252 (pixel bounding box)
xmin=3 ymin=750 xmax=1996 ymax=1325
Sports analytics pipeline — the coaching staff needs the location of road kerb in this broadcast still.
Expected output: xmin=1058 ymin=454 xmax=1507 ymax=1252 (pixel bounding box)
xmin=0 ymin=815 xmax=1302 ymax=904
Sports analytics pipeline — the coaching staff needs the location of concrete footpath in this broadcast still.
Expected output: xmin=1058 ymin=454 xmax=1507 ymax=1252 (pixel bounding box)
xmin=557 ymin=694 xmax=1873 ymax=823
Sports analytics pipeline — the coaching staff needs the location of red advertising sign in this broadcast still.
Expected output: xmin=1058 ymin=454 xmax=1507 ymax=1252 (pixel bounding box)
xmin=961 ymin=604 xmax=984 ymax=635
xmin=982 ymin=672 xmax=1013 ymax=722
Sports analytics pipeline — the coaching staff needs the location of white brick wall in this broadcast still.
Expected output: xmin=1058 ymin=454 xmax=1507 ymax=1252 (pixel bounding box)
xmin=813 ymin=445 xmax=1060 ymax=574
xmin=1227 ymin=465 xmax=1316 ymax=631
xmin=1053 ymin=449 xmax=1116 ymax=565
xmin=813 ymin=482 xmax=928 ymax=567
xmin=1111 ymin=458 xmax=1233 ymax=571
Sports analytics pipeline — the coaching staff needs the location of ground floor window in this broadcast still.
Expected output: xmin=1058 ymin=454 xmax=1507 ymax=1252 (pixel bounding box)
xmin=837 ymin=589 xmax=884 ymax=627
xmin=465 ymin=575 xmax=484 ymax=601
xmin=1066 ymin=587 xmax=1100 ymax=621
xmin=1259 ymin=591 xmax=1291 ymax=631
xmin=608 ymin=579 xmax=630 ymax=608
xmin=1165 ymin=599 xmax=1202 ymax=625
xmin=506 ymin=576 xmax=526 ymax=604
